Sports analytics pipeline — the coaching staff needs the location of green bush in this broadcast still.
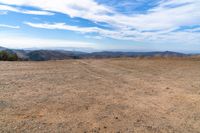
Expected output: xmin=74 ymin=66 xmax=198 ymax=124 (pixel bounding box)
xmin=0 ymin=51 xmax=19 ymax=61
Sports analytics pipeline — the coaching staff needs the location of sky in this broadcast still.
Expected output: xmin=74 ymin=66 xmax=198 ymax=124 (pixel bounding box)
xmin=0 ymin=0 xmax=200 ymax=52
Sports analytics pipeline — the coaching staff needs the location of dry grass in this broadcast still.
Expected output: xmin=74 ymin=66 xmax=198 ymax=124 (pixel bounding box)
xmin=0 ymin=58 xmax=200 ymax=133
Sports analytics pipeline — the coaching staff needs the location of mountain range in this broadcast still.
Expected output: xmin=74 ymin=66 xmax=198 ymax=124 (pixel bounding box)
xmin=0 ymin=46 xmax=198 ymax=61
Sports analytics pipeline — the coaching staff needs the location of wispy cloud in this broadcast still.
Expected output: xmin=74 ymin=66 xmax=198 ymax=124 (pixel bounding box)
xmin=0 ymin=4 xmax=54 ymax=15
xmin=0 ymin=24 xmax=20 ymax=29
xmin=24 ymin=22 xmax=200 ymax=46
xmin=23 ymin=22 xmax=133 ymax=40
xmin=0 ymin=0 xmax=112 ymax=18
xmin=1 ymin=0 xmax=199 ymax=30
xmin=24 ymin=22 xmax=103 ymax=33
xmin=0 ymin=0 xmax=200 ymax=45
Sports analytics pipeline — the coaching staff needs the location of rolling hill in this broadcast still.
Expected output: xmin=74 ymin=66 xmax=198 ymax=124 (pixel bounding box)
xmin=0 ymin=46 xmax=196 ymax=61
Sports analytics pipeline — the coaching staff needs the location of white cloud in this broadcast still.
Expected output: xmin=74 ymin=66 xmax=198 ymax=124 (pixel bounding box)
xmin=0 ymin=0 xmax=200 ymax=45
xmin=24 ymin=22 xmax=200 ymax=46
xmin=0 ymin=0 xmax=199 ymax=30
xmin=186 ymin=27 xmax=200 ymax=32
xmin=24 ymin=22 xmax=102 ymax=33
xmin=0 ymin=0 xmax=112 ymax=18
xmin=23 ymin=22 xmax=133 ymax=40
xmin=0 ymin=4 xmax=54 ymax=15
xmin=0 ymin=24 xmax=20 ymax=29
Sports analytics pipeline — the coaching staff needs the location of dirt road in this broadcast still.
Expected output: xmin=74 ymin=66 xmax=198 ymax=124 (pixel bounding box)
xmin=0 ymin=58 xmax=200 ymax=132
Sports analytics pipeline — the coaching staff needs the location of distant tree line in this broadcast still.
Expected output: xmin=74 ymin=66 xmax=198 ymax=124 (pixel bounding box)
xmin=0 ymin=51 xmax=19 ymax=61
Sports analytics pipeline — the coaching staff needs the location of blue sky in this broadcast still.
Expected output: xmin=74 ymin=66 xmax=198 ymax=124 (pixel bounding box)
xmin=0 ymin=0 xmax=200 ymax=52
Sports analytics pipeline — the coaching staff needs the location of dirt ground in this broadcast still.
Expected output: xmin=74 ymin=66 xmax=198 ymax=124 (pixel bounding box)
xmin=0 ymin=58 xmax=200 ymax=133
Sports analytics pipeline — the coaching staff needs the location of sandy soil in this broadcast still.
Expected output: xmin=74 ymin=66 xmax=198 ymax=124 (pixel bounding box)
xmin=0 ymin=58 xmax=200 ymax=133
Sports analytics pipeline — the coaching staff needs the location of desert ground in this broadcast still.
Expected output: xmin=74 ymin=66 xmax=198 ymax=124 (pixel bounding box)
xmin=0 ymin=58 xmax=200 ymax=133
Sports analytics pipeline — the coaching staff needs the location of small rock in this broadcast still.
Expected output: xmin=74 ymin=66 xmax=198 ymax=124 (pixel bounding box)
xmin=136 ymin=119 xmax=141 ymax=122
xmin=85 ymin=106 xmax=89 ymax=110
xmin=166 ymin=87 xmax=170 ymax=90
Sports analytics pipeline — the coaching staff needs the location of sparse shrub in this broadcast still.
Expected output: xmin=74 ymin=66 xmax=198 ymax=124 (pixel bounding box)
xmin=8 ymin=53 xmax=18 ymax=61
xmin=0 ymin=51 xmax=8 ymax=61
xmin=0 ymin=51 xmax=19 ymax=61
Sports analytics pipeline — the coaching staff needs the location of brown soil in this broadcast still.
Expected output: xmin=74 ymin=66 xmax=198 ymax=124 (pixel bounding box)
xmin=0 ymin=58 xmax=200 ymax=133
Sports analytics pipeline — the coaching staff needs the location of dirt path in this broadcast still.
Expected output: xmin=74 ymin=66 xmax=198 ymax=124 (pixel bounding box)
xmin=0 ymin=58 xmax=200 ymax=133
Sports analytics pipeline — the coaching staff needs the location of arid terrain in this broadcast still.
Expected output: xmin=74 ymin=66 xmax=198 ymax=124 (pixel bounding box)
xmin=0 ymin=58 xmax=200 ymax=133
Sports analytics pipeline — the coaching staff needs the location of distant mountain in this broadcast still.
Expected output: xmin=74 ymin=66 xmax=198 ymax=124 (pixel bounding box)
xmin=0 ymin=46 xmax=197 ymax=61
xmin=27 ymin=50 xmax=82 ymax=61
xmin=0 ymin=46 xmax=6 ymax=50
xmin=23 ymin=47 xmax=96 ymax=53
xmin=84 ymin=51 xmax=187 ymax=58
xmin=0 ymin=46 xmax=16 ymax=54
xmin=13 ymin=50 xmax=30 ymax=60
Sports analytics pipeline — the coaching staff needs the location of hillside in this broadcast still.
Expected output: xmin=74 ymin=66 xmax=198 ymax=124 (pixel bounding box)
xmin=27 ymin=50 xmax=80 ymax=61
xmin=0 ymin=46 xmax=197 ymax=61
xmin=84 ymin=51 xmax=187 ymax=58
xmin=0 ymin=46 xmax=6 ymax=50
